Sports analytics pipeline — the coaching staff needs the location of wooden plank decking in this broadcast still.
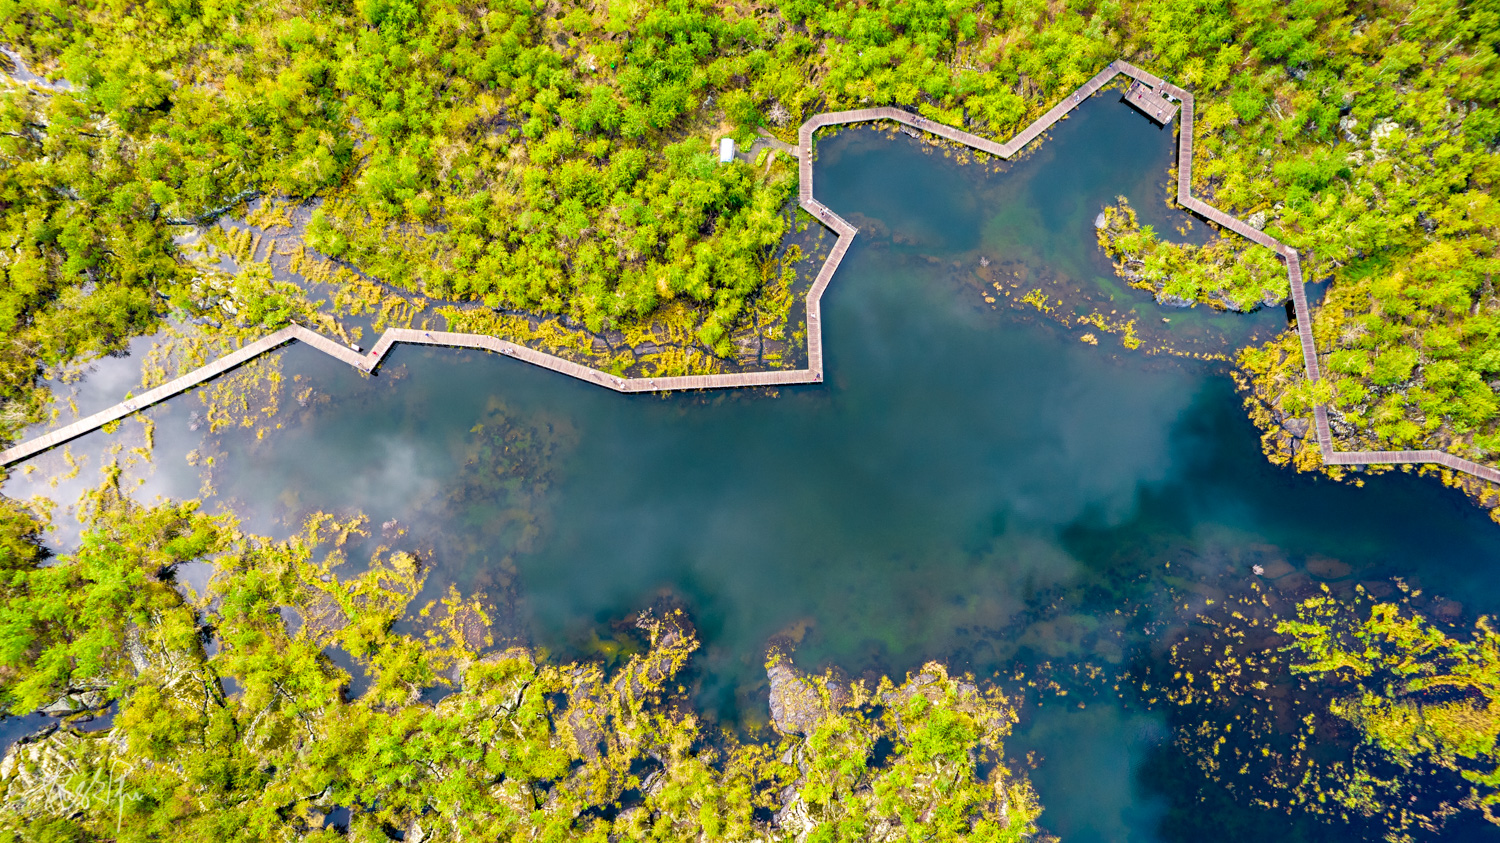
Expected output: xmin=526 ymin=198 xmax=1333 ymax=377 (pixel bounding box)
xmin=6 ymin=59 xmax=1499 ymax=489
xmin=1124 ymin=80 xmax=1179 ymax=124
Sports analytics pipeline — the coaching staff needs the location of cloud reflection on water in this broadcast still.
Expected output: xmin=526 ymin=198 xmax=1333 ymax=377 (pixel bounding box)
xmin=1016 ymin=703 xmax=1170 ymax=843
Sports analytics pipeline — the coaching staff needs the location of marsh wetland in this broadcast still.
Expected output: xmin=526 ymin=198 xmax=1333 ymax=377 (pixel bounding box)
xmin=7 ymin=94 xmax=1499 ymax=841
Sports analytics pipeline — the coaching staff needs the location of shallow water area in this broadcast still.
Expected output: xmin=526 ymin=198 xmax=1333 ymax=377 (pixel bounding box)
xmin=7 ymin=92 xmax=1500 ymax=841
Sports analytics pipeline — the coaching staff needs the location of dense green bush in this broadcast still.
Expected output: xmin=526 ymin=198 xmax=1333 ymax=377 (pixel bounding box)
xmin=0 ymin=0 xmax=1496 ymax=458
xmin=0 ymin=494 xmax=1041 ymax=841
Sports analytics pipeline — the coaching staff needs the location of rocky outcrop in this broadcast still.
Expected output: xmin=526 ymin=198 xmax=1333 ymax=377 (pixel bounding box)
xmin=766 ymin=657 xmax=851 ymax=736
xmin=0 ymin=728 xmax=126 ymax=818
xmin=39 ymin=690 xmax=105 ymax=716
xmin=300 ymin=588 xmax=348 ymax=639
xmin=767 ymin=663 xmax=824 ymax=736
xmin=610 ymin=609 xmax=697 ymax=702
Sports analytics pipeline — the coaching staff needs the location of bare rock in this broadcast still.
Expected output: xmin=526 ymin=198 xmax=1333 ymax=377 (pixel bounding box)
xmin=766 ymin=659 xmax=850 ymax=737
xmin=1431 ymin=599 xmax=1463 ymax=621
xmin=301 ymin=589 xmax=347 ymax=639
xmin=1338 ymin=115 xmax=1358 ymax=143
xmin=767 ymin=663 xmax=826 ymax=736
xmin=449 ymin=603 xmax=491 ymax=650
xmin=39 ymin=691 xmax=104 ymax=717
xmin=1261 ymin=288 xmax=1289 ymax=308
xmin=1275 ymin=571 xmax=1313 ymax=594
xmin=566 ymin=683 xmax=608 ymax=762
xmin=124 ymin=625 xmax=151 ymax=675
xmin=39 ymin=697 xmax=78 ymax=716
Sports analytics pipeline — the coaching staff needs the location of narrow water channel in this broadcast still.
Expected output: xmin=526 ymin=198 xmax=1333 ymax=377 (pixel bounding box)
xmin=6 ymin=91 xmax=1496 ymax=841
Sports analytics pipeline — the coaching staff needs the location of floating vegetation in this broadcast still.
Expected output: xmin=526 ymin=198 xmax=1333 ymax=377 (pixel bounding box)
xmin=1150 ymin=574 xmax=1500 ymax=840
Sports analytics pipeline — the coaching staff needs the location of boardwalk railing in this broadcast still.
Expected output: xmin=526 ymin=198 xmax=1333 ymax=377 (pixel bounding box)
xmin=4 ymin=59 xmax=1496 ymax=487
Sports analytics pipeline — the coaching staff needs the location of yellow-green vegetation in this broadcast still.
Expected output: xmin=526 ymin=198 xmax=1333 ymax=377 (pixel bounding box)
xmin=1194 ymin=11 xmax=1500 ymax=465
xmin=1281 ymin=593 xmax=1500 ymax=824
xmin=0 ymin=490 xmax=1042 ymax=840
xmin=1 ymin=0 xmax=1490 ymax=467
xmin=1154 ymin=577 xmax=1500 ymax=839
xmin=1095 ymin=199 xmax=1287 ymax=311
xmin=1233 ymin=333 xmax=1334 ymax=476
xmin=1296 ymin=251 xmax=1500 ymax=460
xmin=970 ymin=256 xmax=1214 ymax=358
xmin=763 ymin=656 xmax=1041 ymax=840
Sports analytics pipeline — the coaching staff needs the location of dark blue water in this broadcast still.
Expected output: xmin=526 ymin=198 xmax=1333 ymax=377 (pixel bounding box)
xmin=0 ymin=712 xmax=50 ymax=756
xmin=7 ymin=90 xmax=1497 ymax=841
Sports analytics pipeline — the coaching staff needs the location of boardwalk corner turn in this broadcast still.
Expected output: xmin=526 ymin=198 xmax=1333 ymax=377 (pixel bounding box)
xmin=3 ymin=60 xmax=1496 ymax=489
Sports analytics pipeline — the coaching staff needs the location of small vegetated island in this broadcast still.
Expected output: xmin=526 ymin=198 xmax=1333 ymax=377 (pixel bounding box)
xmin=0 ymin=0 xmax=1499 ymax=840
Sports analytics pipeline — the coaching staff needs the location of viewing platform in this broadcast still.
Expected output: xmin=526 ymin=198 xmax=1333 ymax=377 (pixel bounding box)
xmin=1124 ymin=80 xmax=1179 ymax=124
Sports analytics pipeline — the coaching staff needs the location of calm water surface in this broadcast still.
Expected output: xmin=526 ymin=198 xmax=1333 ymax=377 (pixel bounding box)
xmin=7 ymin=92 xmax=1499 ymax=841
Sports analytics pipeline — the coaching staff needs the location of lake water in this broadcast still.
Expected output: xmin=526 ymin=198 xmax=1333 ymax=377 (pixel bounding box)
xmin=6 ymin=91 xmax=1499 ymax=841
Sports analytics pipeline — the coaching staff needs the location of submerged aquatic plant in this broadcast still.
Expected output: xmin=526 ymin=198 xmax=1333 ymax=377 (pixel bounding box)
xmin=1281 ymin=591 xmax=1500 ymax=824
xmin=1153 ymin=574 xmax=1500 ymax=840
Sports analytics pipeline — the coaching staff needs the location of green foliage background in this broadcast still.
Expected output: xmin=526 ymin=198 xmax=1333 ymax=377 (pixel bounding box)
xmin=2 ymin=0 xmax=1500 ymax=834
xmin=0 ymin=491 xmax=1040 ymax=841
xmin=0 ymin=0 xmax=1495 ymax=465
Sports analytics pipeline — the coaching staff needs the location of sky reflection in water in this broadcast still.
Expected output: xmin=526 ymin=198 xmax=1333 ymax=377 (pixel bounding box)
xmin=8 ymin=92 xmax=1500 ymax=842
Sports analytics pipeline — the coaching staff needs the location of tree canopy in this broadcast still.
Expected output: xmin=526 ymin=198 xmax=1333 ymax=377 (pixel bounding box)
xmin=0 ymin=0 xmax=1493 ymax=472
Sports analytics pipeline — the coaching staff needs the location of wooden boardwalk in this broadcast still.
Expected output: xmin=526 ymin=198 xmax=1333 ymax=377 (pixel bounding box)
xmin=5 ymin=60 xmax=1499 ymax=489
xmin=1124 ymin=80 xmax=1179 ymax=124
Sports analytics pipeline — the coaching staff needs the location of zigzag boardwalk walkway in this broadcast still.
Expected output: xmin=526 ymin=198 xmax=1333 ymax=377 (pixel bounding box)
xmin=5 ymin=61 xmax=1499 ymax=489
